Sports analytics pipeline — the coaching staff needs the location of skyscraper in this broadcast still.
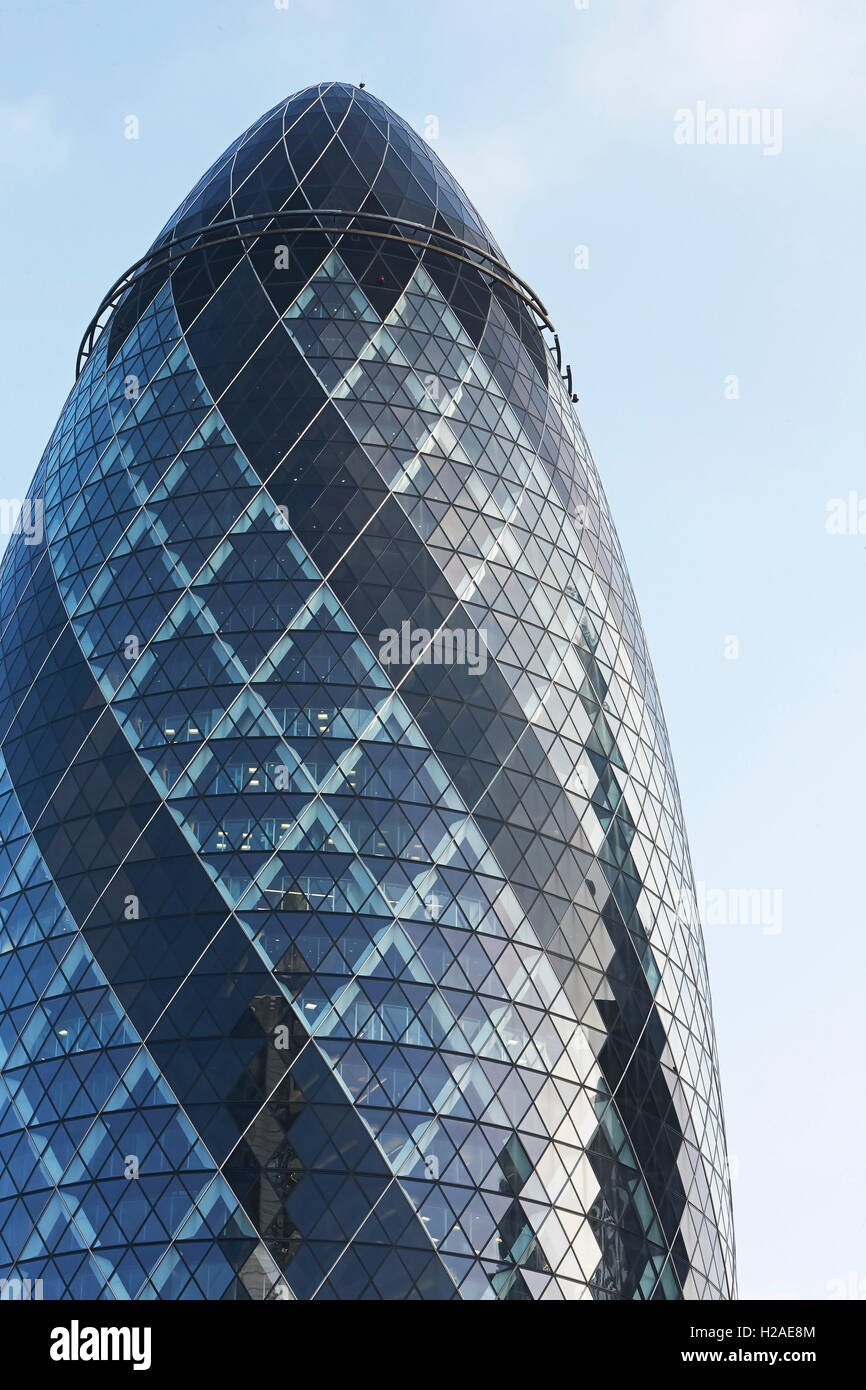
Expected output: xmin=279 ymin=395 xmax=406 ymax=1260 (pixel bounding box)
xmin=0 ymin=82 xmax=734 ymax=1300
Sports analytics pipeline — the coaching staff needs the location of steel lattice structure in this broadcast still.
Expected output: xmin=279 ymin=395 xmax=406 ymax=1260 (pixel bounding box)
xmin=0 ymin=82 xmax=735 ymax=1300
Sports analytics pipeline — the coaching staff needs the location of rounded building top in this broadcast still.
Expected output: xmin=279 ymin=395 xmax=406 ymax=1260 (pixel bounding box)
xmin=76 ymin=82 xmax=555 ymax=379
xmin=151 ymin=81 xmax=503 ymax=264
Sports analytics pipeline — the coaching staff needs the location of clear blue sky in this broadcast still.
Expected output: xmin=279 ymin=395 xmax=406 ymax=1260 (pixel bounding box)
xmin=1 ymin=0 xmax=863 ymax=1300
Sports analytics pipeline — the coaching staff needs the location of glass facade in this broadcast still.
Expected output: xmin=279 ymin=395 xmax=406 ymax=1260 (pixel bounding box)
xmin=0 ymin=82 xmax=735 ymax=1300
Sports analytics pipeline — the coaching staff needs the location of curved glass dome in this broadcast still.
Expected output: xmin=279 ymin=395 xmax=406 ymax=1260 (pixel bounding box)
xmin=0 ymin=83 xmax=735 ymax=1301
xmin=154 ymin=81 xmax=502 ymax=258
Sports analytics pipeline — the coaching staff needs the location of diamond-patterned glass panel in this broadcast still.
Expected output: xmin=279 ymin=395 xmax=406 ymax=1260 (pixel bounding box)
xmin=0 ymin=82 xmax=734 ymax=1301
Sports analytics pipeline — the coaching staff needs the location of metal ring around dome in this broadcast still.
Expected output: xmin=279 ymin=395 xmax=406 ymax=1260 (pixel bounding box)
xmin=75 ymin=209 xmax=555 ymax=379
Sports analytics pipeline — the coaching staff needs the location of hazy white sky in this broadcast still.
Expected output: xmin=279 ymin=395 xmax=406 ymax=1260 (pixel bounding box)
xmin=0 ymin=0 xmax=863 ymax=1300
